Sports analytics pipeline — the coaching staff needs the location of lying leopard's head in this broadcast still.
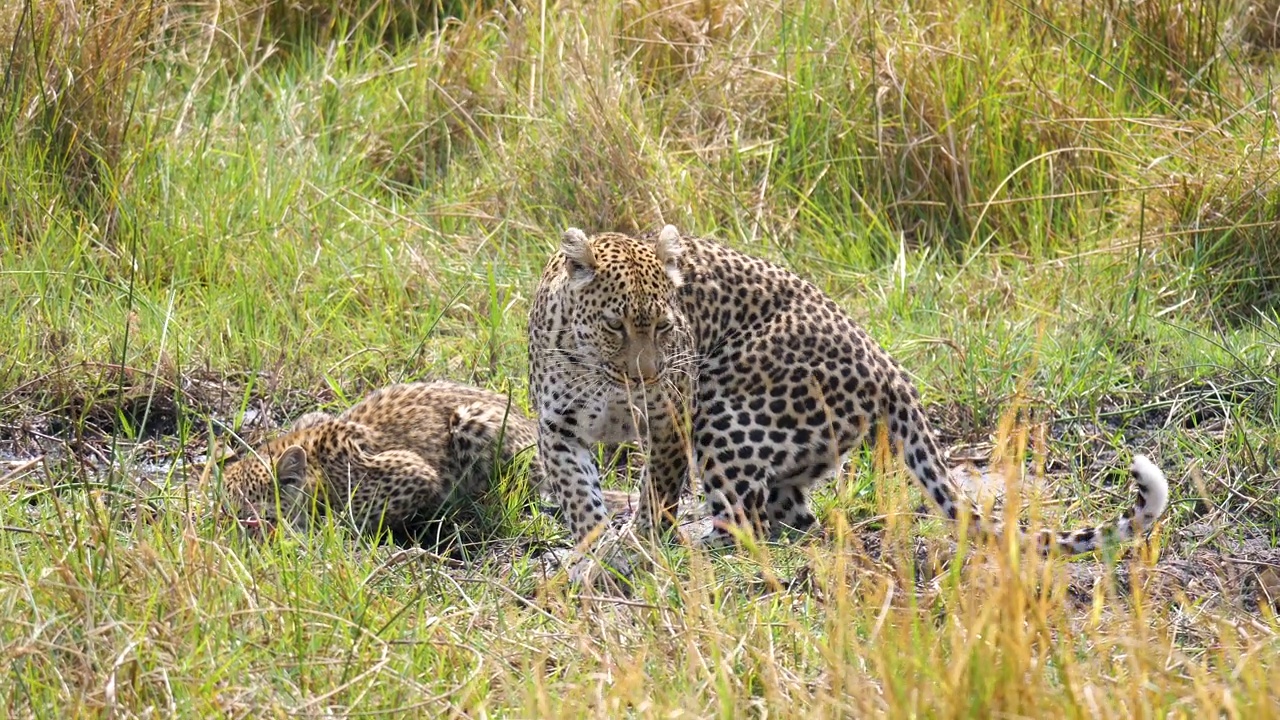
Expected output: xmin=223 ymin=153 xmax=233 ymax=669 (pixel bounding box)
xmin=219 ymin=441 xmax=315 ymax=535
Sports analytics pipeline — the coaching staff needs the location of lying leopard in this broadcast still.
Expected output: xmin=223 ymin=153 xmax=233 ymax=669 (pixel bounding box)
xmin=527 ymin=225 xmax=1169 ymax=559
xmin=220 ymin=381 xmax=541 ymax=541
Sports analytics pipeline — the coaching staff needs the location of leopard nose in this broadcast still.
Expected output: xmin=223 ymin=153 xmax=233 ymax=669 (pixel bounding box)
xmin=635 ymin=357 xmax=659 ymax=384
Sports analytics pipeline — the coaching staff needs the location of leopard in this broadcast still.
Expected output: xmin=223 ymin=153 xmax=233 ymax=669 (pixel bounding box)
xmin=219 ymin=380 xmax=542 ymax=542
xmin=527 ymin=224 xmax=1170 ymax=561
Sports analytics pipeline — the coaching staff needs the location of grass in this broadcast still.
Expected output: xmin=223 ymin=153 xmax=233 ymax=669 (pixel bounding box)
xmin=2 ymin=0 xmax=1280 ymax=715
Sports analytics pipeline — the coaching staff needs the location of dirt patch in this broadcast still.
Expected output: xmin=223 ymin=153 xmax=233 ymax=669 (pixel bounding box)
xmin=0 ymin=363 xmax=350 ymax=473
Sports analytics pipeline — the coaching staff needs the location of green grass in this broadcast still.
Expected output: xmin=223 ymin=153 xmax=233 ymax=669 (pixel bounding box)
xmin=2 ymin=0 xmax=1280 ymax=715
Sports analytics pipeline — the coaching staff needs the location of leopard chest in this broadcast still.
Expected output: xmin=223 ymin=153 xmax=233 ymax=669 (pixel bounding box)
xmin=574 ymin=387 xmax=648 ymax=444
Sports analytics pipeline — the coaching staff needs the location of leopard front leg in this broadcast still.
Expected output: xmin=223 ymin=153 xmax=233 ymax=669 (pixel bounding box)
xmin=341 ymin=449 xmax=445 ymax=535
xmin=538 ymin=412 xmax=645 ymax=586
xmin=632 ymin=415 xmax=688 ymax=543
xmin=537 ymin=413 xmax=611 ymax=545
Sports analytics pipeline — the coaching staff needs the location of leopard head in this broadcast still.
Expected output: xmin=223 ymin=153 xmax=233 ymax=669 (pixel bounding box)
xmin=556 ymin=224 xmax=691 ymax=389
xmin=219 ymin=442 xmax=315 ymax=535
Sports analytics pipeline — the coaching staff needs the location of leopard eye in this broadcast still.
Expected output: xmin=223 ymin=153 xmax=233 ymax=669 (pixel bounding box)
xmin=604 ymin=317 xmax=624 ymax=332
xmin=655 ymin=317 xmax=673 ymax=333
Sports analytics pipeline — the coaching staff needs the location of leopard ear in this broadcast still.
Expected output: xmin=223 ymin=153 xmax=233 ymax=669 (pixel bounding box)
xmin=655 ymin=224 xmax=684 ymax=285
xmin=213 ymin=443 xmax=239 ymax=466
xmin=561 ymin=227 xmax=596 ymax=285
xmin=275 ymin=445 xmax=308 ymax=488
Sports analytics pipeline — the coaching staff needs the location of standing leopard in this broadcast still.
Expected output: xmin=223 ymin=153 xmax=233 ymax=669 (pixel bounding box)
xmin=527 ymin=225 xmax=1170 ymax=557
xmin=220 ymin=381 xmax=541 ymax=541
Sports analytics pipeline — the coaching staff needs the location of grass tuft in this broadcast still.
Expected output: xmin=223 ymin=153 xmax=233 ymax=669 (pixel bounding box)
xmin=1243 ymin=0 xmax=1280 ymax=52
xmin=218 ymin=0 xmax=495 ymax=56
xmin=0 ymin=0 xmax=160 ymax=236
xmin=1158 ymin=154 xmax=1280 ymax=321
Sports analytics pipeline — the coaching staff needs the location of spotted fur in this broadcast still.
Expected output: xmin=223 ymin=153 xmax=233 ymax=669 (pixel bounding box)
xmin=527 ymin=225 xmax=1170 ymax=554
xmin=220 ymin=381 xmax=541 ymax=539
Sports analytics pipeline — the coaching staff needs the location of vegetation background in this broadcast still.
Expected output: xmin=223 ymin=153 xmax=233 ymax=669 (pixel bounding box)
xmin=1 ymin=0 xmax=1279 ymax=715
